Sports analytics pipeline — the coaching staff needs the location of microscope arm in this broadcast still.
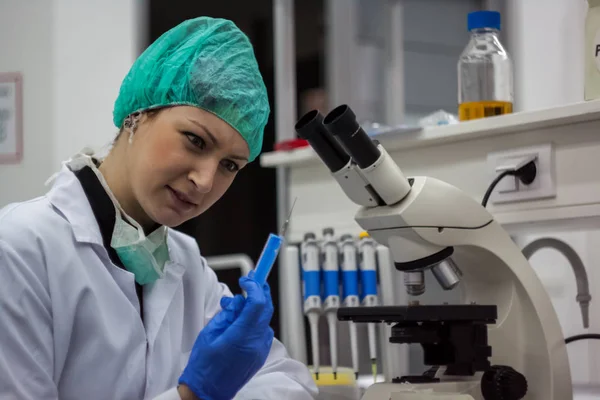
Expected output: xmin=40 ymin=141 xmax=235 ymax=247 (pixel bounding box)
xmin=355 ymin=175 xmax=493 ymax=266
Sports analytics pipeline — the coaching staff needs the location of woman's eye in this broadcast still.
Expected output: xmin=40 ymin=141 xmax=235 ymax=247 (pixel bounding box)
xmin=185 ymin=133 xmax=206 ymax=149
xmin=222 ymin=159 xmax=240 ymax=173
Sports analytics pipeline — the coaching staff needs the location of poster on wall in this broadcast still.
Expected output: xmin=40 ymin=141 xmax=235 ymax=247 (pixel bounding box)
xmin=0 ymin=72 xmax=23 ymax=164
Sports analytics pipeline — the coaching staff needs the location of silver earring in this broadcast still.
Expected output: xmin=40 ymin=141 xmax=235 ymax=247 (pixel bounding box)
xmin=125 ymin=112 xmax=141 ymax=144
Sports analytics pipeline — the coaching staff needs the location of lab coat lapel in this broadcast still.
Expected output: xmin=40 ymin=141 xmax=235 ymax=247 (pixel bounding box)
xmin=50 ymin=166 xmax=188 ymax=346
xmin=144 ymin=260 xmax=186 ymax=347
xmin=48 ymin=166 xmax=142 ymax=312
xmin=47 ymin=166 xmax=104 ymax=246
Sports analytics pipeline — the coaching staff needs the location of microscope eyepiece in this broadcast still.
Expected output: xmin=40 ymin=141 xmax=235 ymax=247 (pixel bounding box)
xmin=295 ymin=110 xmax=322 ymax=137
xmin=322 ymin=105 xmax=359 ymax=136
xmin=295 ymin=110 xmax=350 ymax=173
xmin=323 ymin=105 xmax=381 ymax=170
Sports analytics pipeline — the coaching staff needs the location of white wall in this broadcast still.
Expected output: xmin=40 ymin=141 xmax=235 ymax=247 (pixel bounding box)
xmin=401 ymin=0 xmax=588 ymax=118
xmin=506 ymin=0 xmax=587 ymax=112
xmin=0 ymin=0 xmax=141 ymax=208
xmin=403 ymin=0 xmax=478 ymax=121
xmin=402 ymin=0 xmax=588 ymax=118
xmin=53 ymin=0 xmax=142 ymax=165
xmin=325 ymin=0 xmax=479 ymax=126
xmin=0 ymin=0 xmax=55 ymax=206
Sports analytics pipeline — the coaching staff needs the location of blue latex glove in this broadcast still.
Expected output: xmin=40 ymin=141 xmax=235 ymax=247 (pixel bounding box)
xmin=179 ymin=271 xmax=275 ymax=400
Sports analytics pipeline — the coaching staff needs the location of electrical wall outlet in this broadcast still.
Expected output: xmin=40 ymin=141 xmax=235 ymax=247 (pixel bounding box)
xmin=486 ymin=143 xmax=556 ymax=204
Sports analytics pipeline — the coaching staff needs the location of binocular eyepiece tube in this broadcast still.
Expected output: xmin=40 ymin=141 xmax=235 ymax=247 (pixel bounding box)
xmin=295 ymin=104 xmax=412 ymax=207
xmin=294 ymin=110 xmax=350 ymax=173
xmin=295 ymin=106 xmax=383 ymax=173
xmin=322 ymin=105 xmax=382 ymax=170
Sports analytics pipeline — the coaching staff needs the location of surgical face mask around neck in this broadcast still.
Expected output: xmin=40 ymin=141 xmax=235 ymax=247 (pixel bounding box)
xmin=111 ymin=212 xmax=170 ymax=285
xmin=65 ymin=152 xmax=170 ymax=285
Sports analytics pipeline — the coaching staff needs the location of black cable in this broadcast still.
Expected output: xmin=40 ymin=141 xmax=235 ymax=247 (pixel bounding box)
xmin=565 ymin=334 xmax=600 ymax=344
xmin=481 ymin=161 xmax=538 ymax=207
xmin=481 ymin=170 xmax=516 ymax=207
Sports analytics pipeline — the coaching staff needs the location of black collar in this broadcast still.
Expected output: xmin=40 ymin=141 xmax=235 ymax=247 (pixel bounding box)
xmin=74 ymin=165 xmax=144 ymax=318
xmin=74 ymin=165 xmax=123 ymax=268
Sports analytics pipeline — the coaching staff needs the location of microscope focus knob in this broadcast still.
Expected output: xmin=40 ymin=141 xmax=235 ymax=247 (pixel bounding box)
xmin=481 ymin=365 xmax=528 ymax=400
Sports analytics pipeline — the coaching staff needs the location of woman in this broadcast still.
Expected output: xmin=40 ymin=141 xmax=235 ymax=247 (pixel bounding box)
xmin=0 ymin=17 xmax=317 ymax=400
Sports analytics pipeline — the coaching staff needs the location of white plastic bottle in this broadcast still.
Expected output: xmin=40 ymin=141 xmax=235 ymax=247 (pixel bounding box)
xmin=458 ymin=11 xmax=513 ymax=121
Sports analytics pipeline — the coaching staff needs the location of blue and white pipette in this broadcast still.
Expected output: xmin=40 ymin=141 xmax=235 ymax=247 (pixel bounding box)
xmin=322 ymin=227 xmax=340 ymax=379
xmin=340 ymin=234 xmax=360 ymax=379
xmin=359 ymin=232 xmax=379 ymax=382
xmin=301 ymin=232 xmax=322 ymax=380
xmin=253 ymin=199 xmax=297 ymax=286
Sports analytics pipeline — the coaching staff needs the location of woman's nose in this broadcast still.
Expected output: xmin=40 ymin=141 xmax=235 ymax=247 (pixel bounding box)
xmin=188 ymin=161 xmax=218 ymax=193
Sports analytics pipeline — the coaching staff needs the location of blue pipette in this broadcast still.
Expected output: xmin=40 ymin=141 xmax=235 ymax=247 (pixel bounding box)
xmin=253 ymin=234 xmax=284 ymax=285
xmin=253 ymin=198 xmax=297 ymax=285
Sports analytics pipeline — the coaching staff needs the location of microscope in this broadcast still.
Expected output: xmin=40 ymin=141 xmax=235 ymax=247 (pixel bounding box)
xmin=294 ymin=105 xmax=572 ymax=400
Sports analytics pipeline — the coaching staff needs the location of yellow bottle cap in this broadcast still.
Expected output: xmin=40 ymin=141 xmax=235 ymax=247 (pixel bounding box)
xmin=359 ymin=231 xmax=370 ymax=239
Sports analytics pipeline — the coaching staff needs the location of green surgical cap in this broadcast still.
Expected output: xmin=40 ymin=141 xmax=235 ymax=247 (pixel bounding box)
xmin=113 ymin=17 xmax=270 ymax=161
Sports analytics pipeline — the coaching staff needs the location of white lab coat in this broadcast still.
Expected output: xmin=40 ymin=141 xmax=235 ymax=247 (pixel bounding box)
xmin=0 ymin=166 xmax=317 ymax=400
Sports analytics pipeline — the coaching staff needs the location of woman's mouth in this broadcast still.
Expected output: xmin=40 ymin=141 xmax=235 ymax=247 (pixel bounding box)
xmin=166 ymin=186 xmax=197 ymax=212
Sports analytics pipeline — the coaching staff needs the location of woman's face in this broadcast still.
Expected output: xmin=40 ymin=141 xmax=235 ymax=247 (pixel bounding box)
xmin=124 ymin=106 xmax=250 ymax=228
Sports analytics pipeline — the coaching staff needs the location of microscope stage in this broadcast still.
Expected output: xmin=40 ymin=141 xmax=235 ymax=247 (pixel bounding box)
xmin=338 ymin=305 xmax=497 ymax=375
xmin=337 ymin=305 xmax=497 ymax=324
